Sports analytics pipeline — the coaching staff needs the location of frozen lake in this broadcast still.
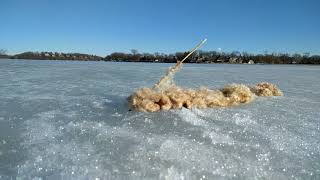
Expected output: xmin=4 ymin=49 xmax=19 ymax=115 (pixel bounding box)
xmin=0 ymin=59 xmax=319 ymax=179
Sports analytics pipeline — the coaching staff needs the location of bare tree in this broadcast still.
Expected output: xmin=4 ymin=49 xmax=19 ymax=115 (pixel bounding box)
xmin=0 ymin=49 xmax=7 ymax=55
xmin=303 ymin=52 xmax=310 ymax=57
xmin=131 ymin=49 xmax=138 ymax=55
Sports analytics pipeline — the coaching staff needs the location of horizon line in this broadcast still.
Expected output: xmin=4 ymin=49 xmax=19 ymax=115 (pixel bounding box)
xmin=3 ymin=49 xmax=319 ymax=57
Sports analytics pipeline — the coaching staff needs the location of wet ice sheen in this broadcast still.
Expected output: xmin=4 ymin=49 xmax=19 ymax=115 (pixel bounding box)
xmin=0 ymin=60 xmax=320 ymax=179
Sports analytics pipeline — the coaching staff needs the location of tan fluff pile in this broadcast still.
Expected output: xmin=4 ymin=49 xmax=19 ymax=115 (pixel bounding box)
xmin=128 ymin=82 xmax=283 ymax=112
xmin=253 ymin=82 xmax=283 ymax=96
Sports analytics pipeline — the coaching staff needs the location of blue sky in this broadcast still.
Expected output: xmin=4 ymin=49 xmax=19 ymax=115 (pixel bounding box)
xmin=0 ymin=0 xmax=319 ymax=56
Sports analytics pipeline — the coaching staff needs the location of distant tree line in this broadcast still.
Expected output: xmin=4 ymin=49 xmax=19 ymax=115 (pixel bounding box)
xmin=1 ymin=49 xmax=319 ymax=64
xmin=105 ymin=49 xmax=320 ymax=64
xmin=0 ymin=50 xmax=103 ymax=61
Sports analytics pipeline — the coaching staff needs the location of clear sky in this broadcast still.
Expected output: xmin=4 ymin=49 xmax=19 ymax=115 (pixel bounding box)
xmin=0 ymin=0 xmax=319 ymax=56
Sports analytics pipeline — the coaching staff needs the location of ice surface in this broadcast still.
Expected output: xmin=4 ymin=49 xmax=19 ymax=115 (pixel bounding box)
xmin=0 ymin=60 xmax=319 ymax=179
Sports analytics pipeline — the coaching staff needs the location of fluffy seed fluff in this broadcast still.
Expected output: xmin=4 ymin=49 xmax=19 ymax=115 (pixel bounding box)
xmin=128 ymin=82 xmax=283 ymax=112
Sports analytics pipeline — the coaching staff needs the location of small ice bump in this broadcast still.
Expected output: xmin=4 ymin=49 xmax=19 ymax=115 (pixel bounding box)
xmin=233 ymin=113 xmax=256 ymax=126
xmin=65 ymin=111 xmax=77 ymax=118
xmin=159 ymin=166 xmax=186 ymax=180
xmin=35 ymin=156 xmax=43 ymax=162
xmin=176 ymin=108 xmax=207 ymax=127
xmin=111 ymin=112 xmax=122 ymax=117
xmin=37 ymin=111 xmax=57 ymax=119
xmin=192 ymin=108 xmax=207 ymax=117
xmin=203 ymin=131 xmax=234 ymax=145
xmin=92 ymin=101 xmax=104 ymax=109
xmin=104 ymin=99 xmax=112 ymax=103
xmin=144 ymin=118 xmax=152 ymax=123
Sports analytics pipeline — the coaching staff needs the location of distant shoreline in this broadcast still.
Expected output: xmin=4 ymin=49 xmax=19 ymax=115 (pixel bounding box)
xmin=1 ymin=50 xmax=319 ymax=64
xmin=1 ymin=58 xmax=320 ymax=66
